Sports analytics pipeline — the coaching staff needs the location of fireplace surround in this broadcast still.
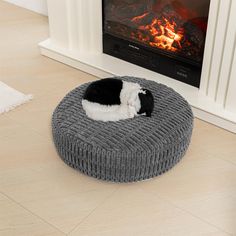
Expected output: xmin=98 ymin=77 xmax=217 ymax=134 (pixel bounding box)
xmin=39 ymin=0 xmax=236 ymax=133
xmin=103 ymin=0 xmax=210 ymax=87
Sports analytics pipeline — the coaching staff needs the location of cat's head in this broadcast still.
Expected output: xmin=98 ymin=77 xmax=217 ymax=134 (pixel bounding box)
xmin=137 ymin=89 xmax=154 ymax=117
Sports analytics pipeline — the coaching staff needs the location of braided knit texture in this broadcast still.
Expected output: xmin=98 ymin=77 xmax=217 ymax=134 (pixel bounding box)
xmin=52 ymin=76 xmax=193 ymax=182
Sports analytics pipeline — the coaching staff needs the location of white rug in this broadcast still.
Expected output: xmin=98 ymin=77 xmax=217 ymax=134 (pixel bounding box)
xmin=0 ymin=81 xmax=33 ymax=114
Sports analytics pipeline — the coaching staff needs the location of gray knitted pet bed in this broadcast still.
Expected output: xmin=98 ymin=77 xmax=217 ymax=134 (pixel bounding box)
xmin=52 ymin=76 xmax=193 ymax=182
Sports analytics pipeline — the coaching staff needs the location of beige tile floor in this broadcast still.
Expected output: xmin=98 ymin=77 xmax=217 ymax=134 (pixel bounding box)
xmin=0 ymin=2 xmax=235 ymax=236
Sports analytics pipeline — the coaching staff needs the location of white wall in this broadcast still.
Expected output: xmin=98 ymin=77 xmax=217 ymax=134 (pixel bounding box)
xmin=4 ymin=0 xmax=48 ymax=15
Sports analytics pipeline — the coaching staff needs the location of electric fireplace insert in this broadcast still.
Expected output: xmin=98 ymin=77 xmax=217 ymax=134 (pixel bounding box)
xmin=102 ymin=0 xmax=211 ymax=87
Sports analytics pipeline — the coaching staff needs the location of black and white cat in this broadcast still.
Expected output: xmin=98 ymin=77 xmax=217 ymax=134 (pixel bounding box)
xmin=82 ymin=78 xmax=154 ymax=122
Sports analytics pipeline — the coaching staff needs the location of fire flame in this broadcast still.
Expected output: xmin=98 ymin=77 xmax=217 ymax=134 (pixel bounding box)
xmin=131 ymin=13 xmax=184 ymax=52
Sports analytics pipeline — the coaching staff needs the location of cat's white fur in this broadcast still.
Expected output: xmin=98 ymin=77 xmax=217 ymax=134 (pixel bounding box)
xmin=82 ymin=81 xmax=142 ymax=122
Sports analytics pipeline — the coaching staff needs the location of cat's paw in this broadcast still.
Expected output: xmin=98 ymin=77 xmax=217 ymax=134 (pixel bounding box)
xmin=128 ymin=105 xmax=136 ymax=118
xmin=128 ymin=100 xmax=135 ymax=107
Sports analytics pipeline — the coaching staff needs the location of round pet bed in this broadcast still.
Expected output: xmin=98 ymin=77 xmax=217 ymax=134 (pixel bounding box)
xmin=52 ymin=76 xmax=193 ymax=182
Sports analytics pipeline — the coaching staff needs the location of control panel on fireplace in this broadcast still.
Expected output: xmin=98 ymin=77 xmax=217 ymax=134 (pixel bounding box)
xmin=102 ymin=0 xmax=211 ymax=87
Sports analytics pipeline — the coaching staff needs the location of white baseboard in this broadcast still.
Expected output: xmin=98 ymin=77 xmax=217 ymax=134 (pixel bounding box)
xmin=39 ymin=39 xmax=236 ymax=134
xmin=4 ymin=0 xmax=48 ymax=15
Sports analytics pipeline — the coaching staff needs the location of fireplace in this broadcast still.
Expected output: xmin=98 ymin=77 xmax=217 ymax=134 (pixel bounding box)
xmin=40 ymin=0 xmax=236 ymax=133
xmin=102 ymin=0 xmax=211 ymax=87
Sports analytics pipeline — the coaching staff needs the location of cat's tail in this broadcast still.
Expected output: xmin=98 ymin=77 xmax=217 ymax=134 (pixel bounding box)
xmin=82 ymin=99 xmax=135 ymax=122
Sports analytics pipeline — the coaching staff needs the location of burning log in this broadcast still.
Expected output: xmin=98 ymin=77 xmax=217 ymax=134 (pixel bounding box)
xmin=183 ymin=20 xmax=205 ymax=48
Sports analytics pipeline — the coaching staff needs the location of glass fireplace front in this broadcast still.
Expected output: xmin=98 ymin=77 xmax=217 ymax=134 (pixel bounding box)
xmin=102 ymin=0 xmax=211 ymax=87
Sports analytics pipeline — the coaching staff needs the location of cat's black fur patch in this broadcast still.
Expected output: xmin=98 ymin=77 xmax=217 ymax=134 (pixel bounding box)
xmin=137 ymin=89 xmax=154 ymax=117
xmin=83 ymin=78 xmax=123 ymax=105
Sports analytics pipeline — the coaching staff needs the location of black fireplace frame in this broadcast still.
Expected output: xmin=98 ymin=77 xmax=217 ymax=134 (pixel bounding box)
xmin=102 ymin=0 xmax=206 ymax=88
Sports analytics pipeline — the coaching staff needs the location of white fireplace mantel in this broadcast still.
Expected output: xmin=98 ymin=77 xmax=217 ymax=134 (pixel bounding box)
xmin=40 ymin=0 xmax=236 ymax=133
